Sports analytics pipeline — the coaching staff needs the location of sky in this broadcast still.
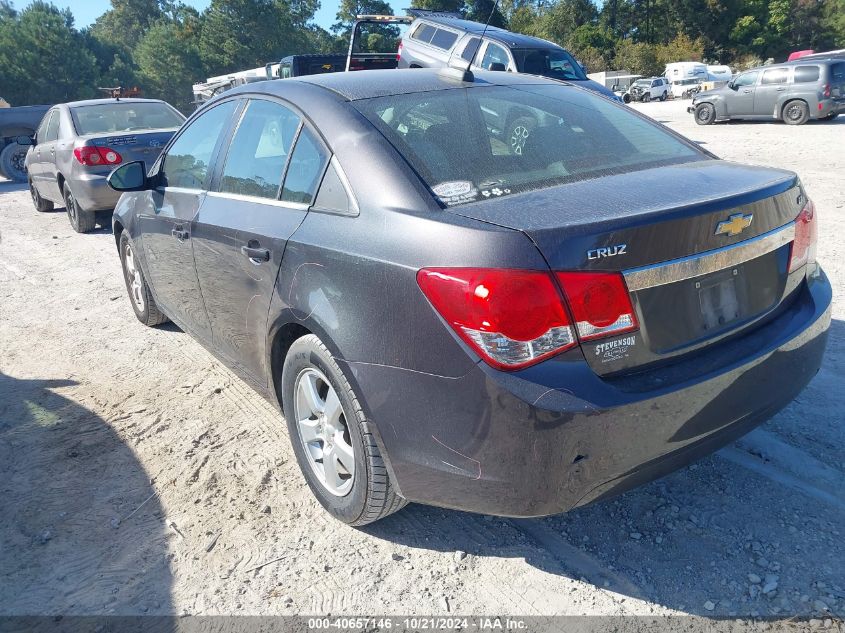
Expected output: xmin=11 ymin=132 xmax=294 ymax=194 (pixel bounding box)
xmin=15 ymin=0 xmax=398 ymax=32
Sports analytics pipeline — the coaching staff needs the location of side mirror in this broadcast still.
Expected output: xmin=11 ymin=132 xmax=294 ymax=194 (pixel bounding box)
xmin=108 ymin=161 xmax=149 ymax=192
xmin=728 ymin=81 xmax=737 ymax=90
xmin=16 ymin=135 xmax=34 ymax=146
xmin=488 ymin=62 xmax=506 ymax=72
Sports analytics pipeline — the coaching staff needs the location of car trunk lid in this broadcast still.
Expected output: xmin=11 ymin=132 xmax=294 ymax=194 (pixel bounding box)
xmin=445 ymin=160 xmax=805 ymax=375
xmin=76 ymin=129 xmax=177 ymax=173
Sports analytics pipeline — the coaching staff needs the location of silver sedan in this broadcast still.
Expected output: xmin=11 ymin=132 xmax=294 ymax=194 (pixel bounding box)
xmin=21 ymin=98 xmax=184 ymax=232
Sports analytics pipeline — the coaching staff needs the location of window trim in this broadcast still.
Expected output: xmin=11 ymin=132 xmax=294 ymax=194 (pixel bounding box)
xmin=310 ymin=155 xmax=360 ymax=217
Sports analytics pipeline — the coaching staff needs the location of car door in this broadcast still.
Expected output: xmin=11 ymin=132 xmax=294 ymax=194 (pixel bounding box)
xmin=38 ymin=110 xmax=62 ymax=199
xmin=754 ymin=67 xmax=790 ymax=116
xmin=475 ymin=41 xmax=513 ymax=72
xmin=28 ymin=110 xmax=54 ymax=192
xmin=726 ymin=70 xmax=759 ymax=116
xmin=191 ymin=98 xmax=329 ymax=380
xmin=140 ymin=99 xmax=240 ymax=339
xmin=43 ymin=108 xmax=70 ymax=201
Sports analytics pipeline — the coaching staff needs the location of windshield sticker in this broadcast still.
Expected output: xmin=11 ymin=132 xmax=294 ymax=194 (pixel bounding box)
xmin=481 ymin=187 xmax=512 ymax=198
xmin=432 ymin=181 xmax=479 ymax=206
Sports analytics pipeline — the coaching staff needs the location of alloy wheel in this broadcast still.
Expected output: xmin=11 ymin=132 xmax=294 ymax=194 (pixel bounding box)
xmin=294 ymin=368 xmax=355 ymax=497
xmin=123 ymin=242 xmax=146 ymax=312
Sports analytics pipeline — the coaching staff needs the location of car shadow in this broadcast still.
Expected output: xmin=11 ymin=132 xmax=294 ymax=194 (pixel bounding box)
xmin=362 ymin=318 xmax=844 ymax=617
xmin=0 ymin=372 xmax=174 ymax=616
xmin=0 ymin=179 xmax=27 ymax=193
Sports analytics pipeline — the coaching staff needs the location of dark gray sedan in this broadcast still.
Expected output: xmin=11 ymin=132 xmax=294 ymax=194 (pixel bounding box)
xmin=108 ymin=69 xmax=831 ymax=525
xmin=20 ymin=98 xmax=184 ymax=232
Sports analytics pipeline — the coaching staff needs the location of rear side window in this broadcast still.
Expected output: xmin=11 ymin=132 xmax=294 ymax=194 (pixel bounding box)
xmin=833 ymin=63 xmax=845 ymax=82
xmin=793 ymin=65 xmax=820 ymax=83
xmin=430 ymin=29 xmax=458 ymax=50
xmin=219 ymin=99 xmax=300 ymax=200
xmin=413 ymin=23 xmax=436 ymax=43
xmin=161 ymin=100 xmax=237 ymax=190
xmin=460 ymin=37 xmax=481 ymax=62
xmin=354 ymin=85 xmax=702 ymax=207
xmin=281 ymin=127 xmax=328 ymax=205
xmin=761 ymin=68 xmax=789 ymax=85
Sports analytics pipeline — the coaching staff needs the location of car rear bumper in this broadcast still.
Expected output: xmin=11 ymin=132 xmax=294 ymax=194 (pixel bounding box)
xmin=818 ymin=97 xmax=845 ymax=116
xmin=344 ymin=266 xmax=831 ymax=517
xmin=69 ymin=172 xmax=120 ymax=211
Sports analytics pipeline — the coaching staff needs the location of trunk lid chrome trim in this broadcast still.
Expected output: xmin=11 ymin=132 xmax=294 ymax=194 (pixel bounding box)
xmin=623 ymin=222 xmax=795 ymax=291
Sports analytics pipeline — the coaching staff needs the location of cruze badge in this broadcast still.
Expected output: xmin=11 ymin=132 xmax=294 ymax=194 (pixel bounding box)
xmin=715 ymin=213 xmax=753 ymax=237
xmin=587 ymin=244 xmax=627 ymax=260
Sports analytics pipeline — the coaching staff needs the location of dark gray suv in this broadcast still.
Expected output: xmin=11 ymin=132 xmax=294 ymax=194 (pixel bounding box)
xmin=690 ymin=59 xmax=845 ymax=125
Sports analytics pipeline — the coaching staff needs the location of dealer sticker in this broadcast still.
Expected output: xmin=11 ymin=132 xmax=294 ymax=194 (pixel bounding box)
xmin=431 ymin=181 xmax=479 ymax=206
xmin=595 ymin=335 xmax=636 ymax=363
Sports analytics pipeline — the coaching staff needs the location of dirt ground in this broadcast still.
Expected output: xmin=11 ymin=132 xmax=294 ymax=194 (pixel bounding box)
xmin=1 ymin=99 xmax=843 ymax=619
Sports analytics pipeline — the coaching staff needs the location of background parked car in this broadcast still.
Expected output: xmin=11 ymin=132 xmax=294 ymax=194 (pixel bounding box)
xmin=0 ymin=103 xmax=50 ymax=182
xmin=397 ymin=9 xmax=618 ymax=101
xmin=625 ymin=77 xmax=670 ymax=102
xmin=690 ymin=58 xmax=845 ymax=125
xmin=21 ymin=98 xmax=185 ymax=232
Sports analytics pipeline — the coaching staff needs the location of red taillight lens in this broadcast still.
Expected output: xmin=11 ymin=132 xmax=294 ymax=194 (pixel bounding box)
xmin=397 ymin=42 xmax=403 ymax=62
xmin=789 ymin=199 xmax=818 ymax=272
xmin=822 ymin=83 xmax=831 ymax=98
xmin=555 ymin=271 xmax=639 ymax=341
xmin=417 ymin=268 xmax=576 ymax=369
xmin=73 ymin=146 xmax=122 ymax=166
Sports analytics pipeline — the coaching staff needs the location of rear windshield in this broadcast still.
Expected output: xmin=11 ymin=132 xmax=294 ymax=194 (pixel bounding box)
xmin=512 ymin=48 xmax=586 ymax=81
xmin=71 ymin=102 xmax=185 ymax=135
xmin=353 ymin=84 xmax=703 ymax=207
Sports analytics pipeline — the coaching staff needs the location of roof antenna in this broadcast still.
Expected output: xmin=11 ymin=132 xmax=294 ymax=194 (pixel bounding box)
xmin=467 ymin=0 xmax=500 ymax=72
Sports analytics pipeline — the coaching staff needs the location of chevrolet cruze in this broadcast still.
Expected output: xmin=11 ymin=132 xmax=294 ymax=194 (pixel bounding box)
xmin=107 ymin=69 xmax=831 ymax=525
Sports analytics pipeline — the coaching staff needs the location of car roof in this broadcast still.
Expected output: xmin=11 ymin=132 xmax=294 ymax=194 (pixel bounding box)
xmin=413 ymin=15 xmax=560 ymax=49
xmin=249 ymin=68 xmax=558 ymax=101
xmin=63 ymin=98 xmax=167 ymax=108
xmin=749 ymin=59 xmax=841 ymax=71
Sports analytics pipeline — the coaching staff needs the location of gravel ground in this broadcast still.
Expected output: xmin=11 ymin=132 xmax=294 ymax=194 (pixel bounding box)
xmin=0 ymin=99 xmax=843 ymax=619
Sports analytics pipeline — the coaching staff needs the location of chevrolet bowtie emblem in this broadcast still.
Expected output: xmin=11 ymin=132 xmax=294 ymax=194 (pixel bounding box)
xmin=715 ymin=213 xmax=753 ymax=237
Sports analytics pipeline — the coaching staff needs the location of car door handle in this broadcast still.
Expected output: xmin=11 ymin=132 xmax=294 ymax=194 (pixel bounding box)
xmin=171 ymin=227 xmax=189 ymax=241
xmin=742 ymin=89 xmax=752 ymax=94
xmin=241 ymin=245 xmax=270 ymax=262
xmin=776 ymin=87 xmax=787 ymax=91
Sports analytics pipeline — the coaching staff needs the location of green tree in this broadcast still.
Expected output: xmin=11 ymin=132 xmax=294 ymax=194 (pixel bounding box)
xmin=613 ymin=37 xmax=660 ymax=74
xmin=821 ymin=0 xmax=845 ymax=47
xmin=465 ymin=0 xmax=508 ymax=27
xmin=136 ymin=19 xmax=204 ymax=112
xmin=90 ymin=0 xmax=165 ymax=50
xmin=332 ymin=0 xmax=394 ymax=37
xmin=409 ymin=0 xmax=465 ymax=13
xmin=539 ymin=0 xmax=598 ymax=45
xmin=0 ymin=1 xmax=98 ymax=105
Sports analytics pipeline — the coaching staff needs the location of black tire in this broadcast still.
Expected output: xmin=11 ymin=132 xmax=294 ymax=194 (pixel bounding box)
xmin=63 ymin=182 xmax=96 ymax=233
xmin=695 ymin=102 xmax=716 ymax=125
xmin=643 ymin=93 xmax=651 ymax=103
xmin=783 ymin=100 xmax=809 ymax=125
xmin=660 ymin=91 xmax=667 ymax=101
xmin=29 ymin=178 xmax=53 ymax=212
xmin=118 ymin=231 xmax=169 ymax=327
xmin=622 ymin=93 xmax=631 ymax=104
xmin=507 ymin=115 xmax=536 ymax=156
xmin=282 ymin=334 xmax=407 ymax=526
xmin=1 ymin=142 xmax=29 ymax=182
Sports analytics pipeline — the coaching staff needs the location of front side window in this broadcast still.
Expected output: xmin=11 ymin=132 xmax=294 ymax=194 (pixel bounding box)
xmin=219 ymin=99 xmax=300 ymax=200
xmin=160 ymin=100 xmax=237 ymax=190
xmin=480 ymin=43 xmax=509 ymax=70
xmin=281 ymin=127 xmax=329 ymax=205
xmin=761 ymin=68 xmax=789 ymax=85
xmin=734 ymin=71 xmax=759 ymax=87
xmin=354 ymin=85 xmax=703 ymax=208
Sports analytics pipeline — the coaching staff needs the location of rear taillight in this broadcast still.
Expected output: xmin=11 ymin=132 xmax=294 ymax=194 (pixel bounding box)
xmin=417 ymin=267 xmax=640 ymax=370
xmin=417 ymin=268 xmax=576 ymax=370
xmin=556 ymin=272 xmax=639 ymax=340
xmin=789 ymin=199 xmax=818 ymax=272
xmin=397 ymin=42 xmax=403 ymax=62
xmin=73 ymin=146 xmax=122 ymax=166
xmin=822 ymin=83 xmax=831 ymax=98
